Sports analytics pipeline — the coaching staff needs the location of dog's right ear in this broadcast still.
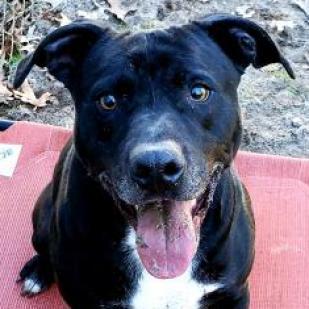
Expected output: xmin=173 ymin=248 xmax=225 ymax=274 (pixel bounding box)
xmin=13 ymin=20 xmax=112 ymax=89
xmin=193 ymin=14 xmax=295 ymax=79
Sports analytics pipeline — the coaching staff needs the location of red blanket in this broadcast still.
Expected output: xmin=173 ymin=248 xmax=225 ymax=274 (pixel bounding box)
xmin=1 ymin=121 xmax=308 ymax=308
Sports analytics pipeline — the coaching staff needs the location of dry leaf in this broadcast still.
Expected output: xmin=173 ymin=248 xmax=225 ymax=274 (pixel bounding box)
xmin=19 ymin=80 xmax=36 ymax=102
xmin=33 ymin=92 xmax=52 ymax=109
xmin=261 ymin=63 xmax=282 ymax=73
xmin=0 ymin=69 xmax=13 ymax=100
xmin=105 ymin=0 xmax=136 ymax=21
xmin=13 ymin=80 xmax=51 ymax=108
xmin=0 ymin=74 xmax=52 ymax=107
xmin=269 ymin=20 xmax=295 ymax=33
xmin=55 ymin=13 xmax=72 ymax=27
xmin=0 ymin=80 xmax=13 ymax=100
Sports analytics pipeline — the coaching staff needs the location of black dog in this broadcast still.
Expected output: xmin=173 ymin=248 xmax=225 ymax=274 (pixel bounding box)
xmin=14 ymin=14 xmax=294 ymax=308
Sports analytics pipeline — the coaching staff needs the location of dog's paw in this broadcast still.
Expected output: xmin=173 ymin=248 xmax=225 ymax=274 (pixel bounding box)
xmin=17 ymin=255 xmax=54 ymax=297
xmin=21 ymin=277 xmax=44 ymax=297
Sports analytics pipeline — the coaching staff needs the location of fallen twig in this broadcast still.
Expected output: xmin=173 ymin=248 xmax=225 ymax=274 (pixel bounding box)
xmin=292 ymin=0 xmax=309 ymax=19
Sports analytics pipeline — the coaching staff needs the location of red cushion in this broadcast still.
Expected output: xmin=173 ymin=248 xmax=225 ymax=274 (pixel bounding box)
xmin=1 ymin=121 xmax=308 ymax=308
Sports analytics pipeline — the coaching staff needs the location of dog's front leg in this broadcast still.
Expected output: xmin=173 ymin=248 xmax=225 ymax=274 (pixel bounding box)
xmin=206 ymin=286 xmax=250 ymax=309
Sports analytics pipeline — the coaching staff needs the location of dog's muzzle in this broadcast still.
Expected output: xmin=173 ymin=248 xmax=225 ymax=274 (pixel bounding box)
xmin=126 ymin=141 xmax=225 ymax=280
xmin=98 ymin=140 xmax=225 ymax=280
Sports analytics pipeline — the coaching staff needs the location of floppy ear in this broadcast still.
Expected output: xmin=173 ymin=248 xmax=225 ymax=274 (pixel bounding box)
xmin=193 ymin=14 xmax=295 ymax=79
xmin=13 ymin=20 xmax=112 ymax=89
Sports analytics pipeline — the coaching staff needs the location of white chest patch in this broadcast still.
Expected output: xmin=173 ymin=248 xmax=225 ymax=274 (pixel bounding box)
xmin=125 ymin=229 xmax=223 ymax=309
xmin=130 ymin=268 xmax=223 ymax=309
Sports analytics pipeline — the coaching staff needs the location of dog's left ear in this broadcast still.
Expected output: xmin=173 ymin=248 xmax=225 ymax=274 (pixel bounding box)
xmin=194 ymin=14 xmax=295 ymax=79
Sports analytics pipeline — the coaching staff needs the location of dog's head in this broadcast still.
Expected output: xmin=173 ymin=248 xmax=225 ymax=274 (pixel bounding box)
xmin=14 ymin=14 xmax=294 ymax=279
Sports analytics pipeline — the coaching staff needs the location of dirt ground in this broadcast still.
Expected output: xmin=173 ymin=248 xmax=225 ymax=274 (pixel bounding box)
xmin=0 ymin=0 xmax=308 ymax=157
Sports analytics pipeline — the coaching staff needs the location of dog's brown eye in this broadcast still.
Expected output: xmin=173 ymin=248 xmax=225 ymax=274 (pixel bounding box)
xmin=100 ymin=95 xmax=117 ymax=110
xmin=191 ymin=84 xmax=210 ymax=102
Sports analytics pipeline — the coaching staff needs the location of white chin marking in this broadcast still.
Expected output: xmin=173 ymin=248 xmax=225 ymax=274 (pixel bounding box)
xmin=22 ymin=278 xmax=43 ymax=295
xmin=125 ymin=228 xmax=224 ymax=309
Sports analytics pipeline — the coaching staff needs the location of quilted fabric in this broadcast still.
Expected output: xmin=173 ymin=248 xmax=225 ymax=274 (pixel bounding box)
xmin=0 ymin=121 xmax=308 ymax=308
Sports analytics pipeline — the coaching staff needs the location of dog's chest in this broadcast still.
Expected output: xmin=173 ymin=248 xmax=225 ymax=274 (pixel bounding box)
xmin=129 ymin=268 xmax=222 ymax=309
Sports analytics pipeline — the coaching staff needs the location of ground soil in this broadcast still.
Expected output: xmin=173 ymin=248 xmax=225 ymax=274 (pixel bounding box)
xmin=0 ymin=0 xmax=308 ymax=157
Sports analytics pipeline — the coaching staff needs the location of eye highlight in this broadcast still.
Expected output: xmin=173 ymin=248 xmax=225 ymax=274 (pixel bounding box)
xmin=99 ymin=95 xmax=117 ymax=110
xmin=190 ymin=84 xmax=210 ymax=102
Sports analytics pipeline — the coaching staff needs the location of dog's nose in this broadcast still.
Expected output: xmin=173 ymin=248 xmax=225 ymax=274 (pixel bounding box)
xmin=130 ymin=150 xmax=185 ymax=190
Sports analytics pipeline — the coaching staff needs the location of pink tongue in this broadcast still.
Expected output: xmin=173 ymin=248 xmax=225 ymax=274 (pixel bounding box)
xmin=136 ymin=200 xmax=198 ymax=279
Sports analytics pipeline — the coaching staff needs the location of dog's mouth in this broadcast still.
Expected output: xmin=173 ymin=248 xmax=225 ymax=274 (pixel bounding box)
xmin=117 ymin=163 xmax=225 ymax=279
xmin=134 ymin=197 xmax=206 ymax=279
xmin=99 ymin=163 xmax=225 ymax=279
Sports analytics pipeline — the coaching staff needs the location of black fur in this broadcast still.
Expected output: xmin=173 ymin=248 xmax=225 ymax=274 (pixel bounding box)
xmin=15 ymin=14 xmax=294 ymax=308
